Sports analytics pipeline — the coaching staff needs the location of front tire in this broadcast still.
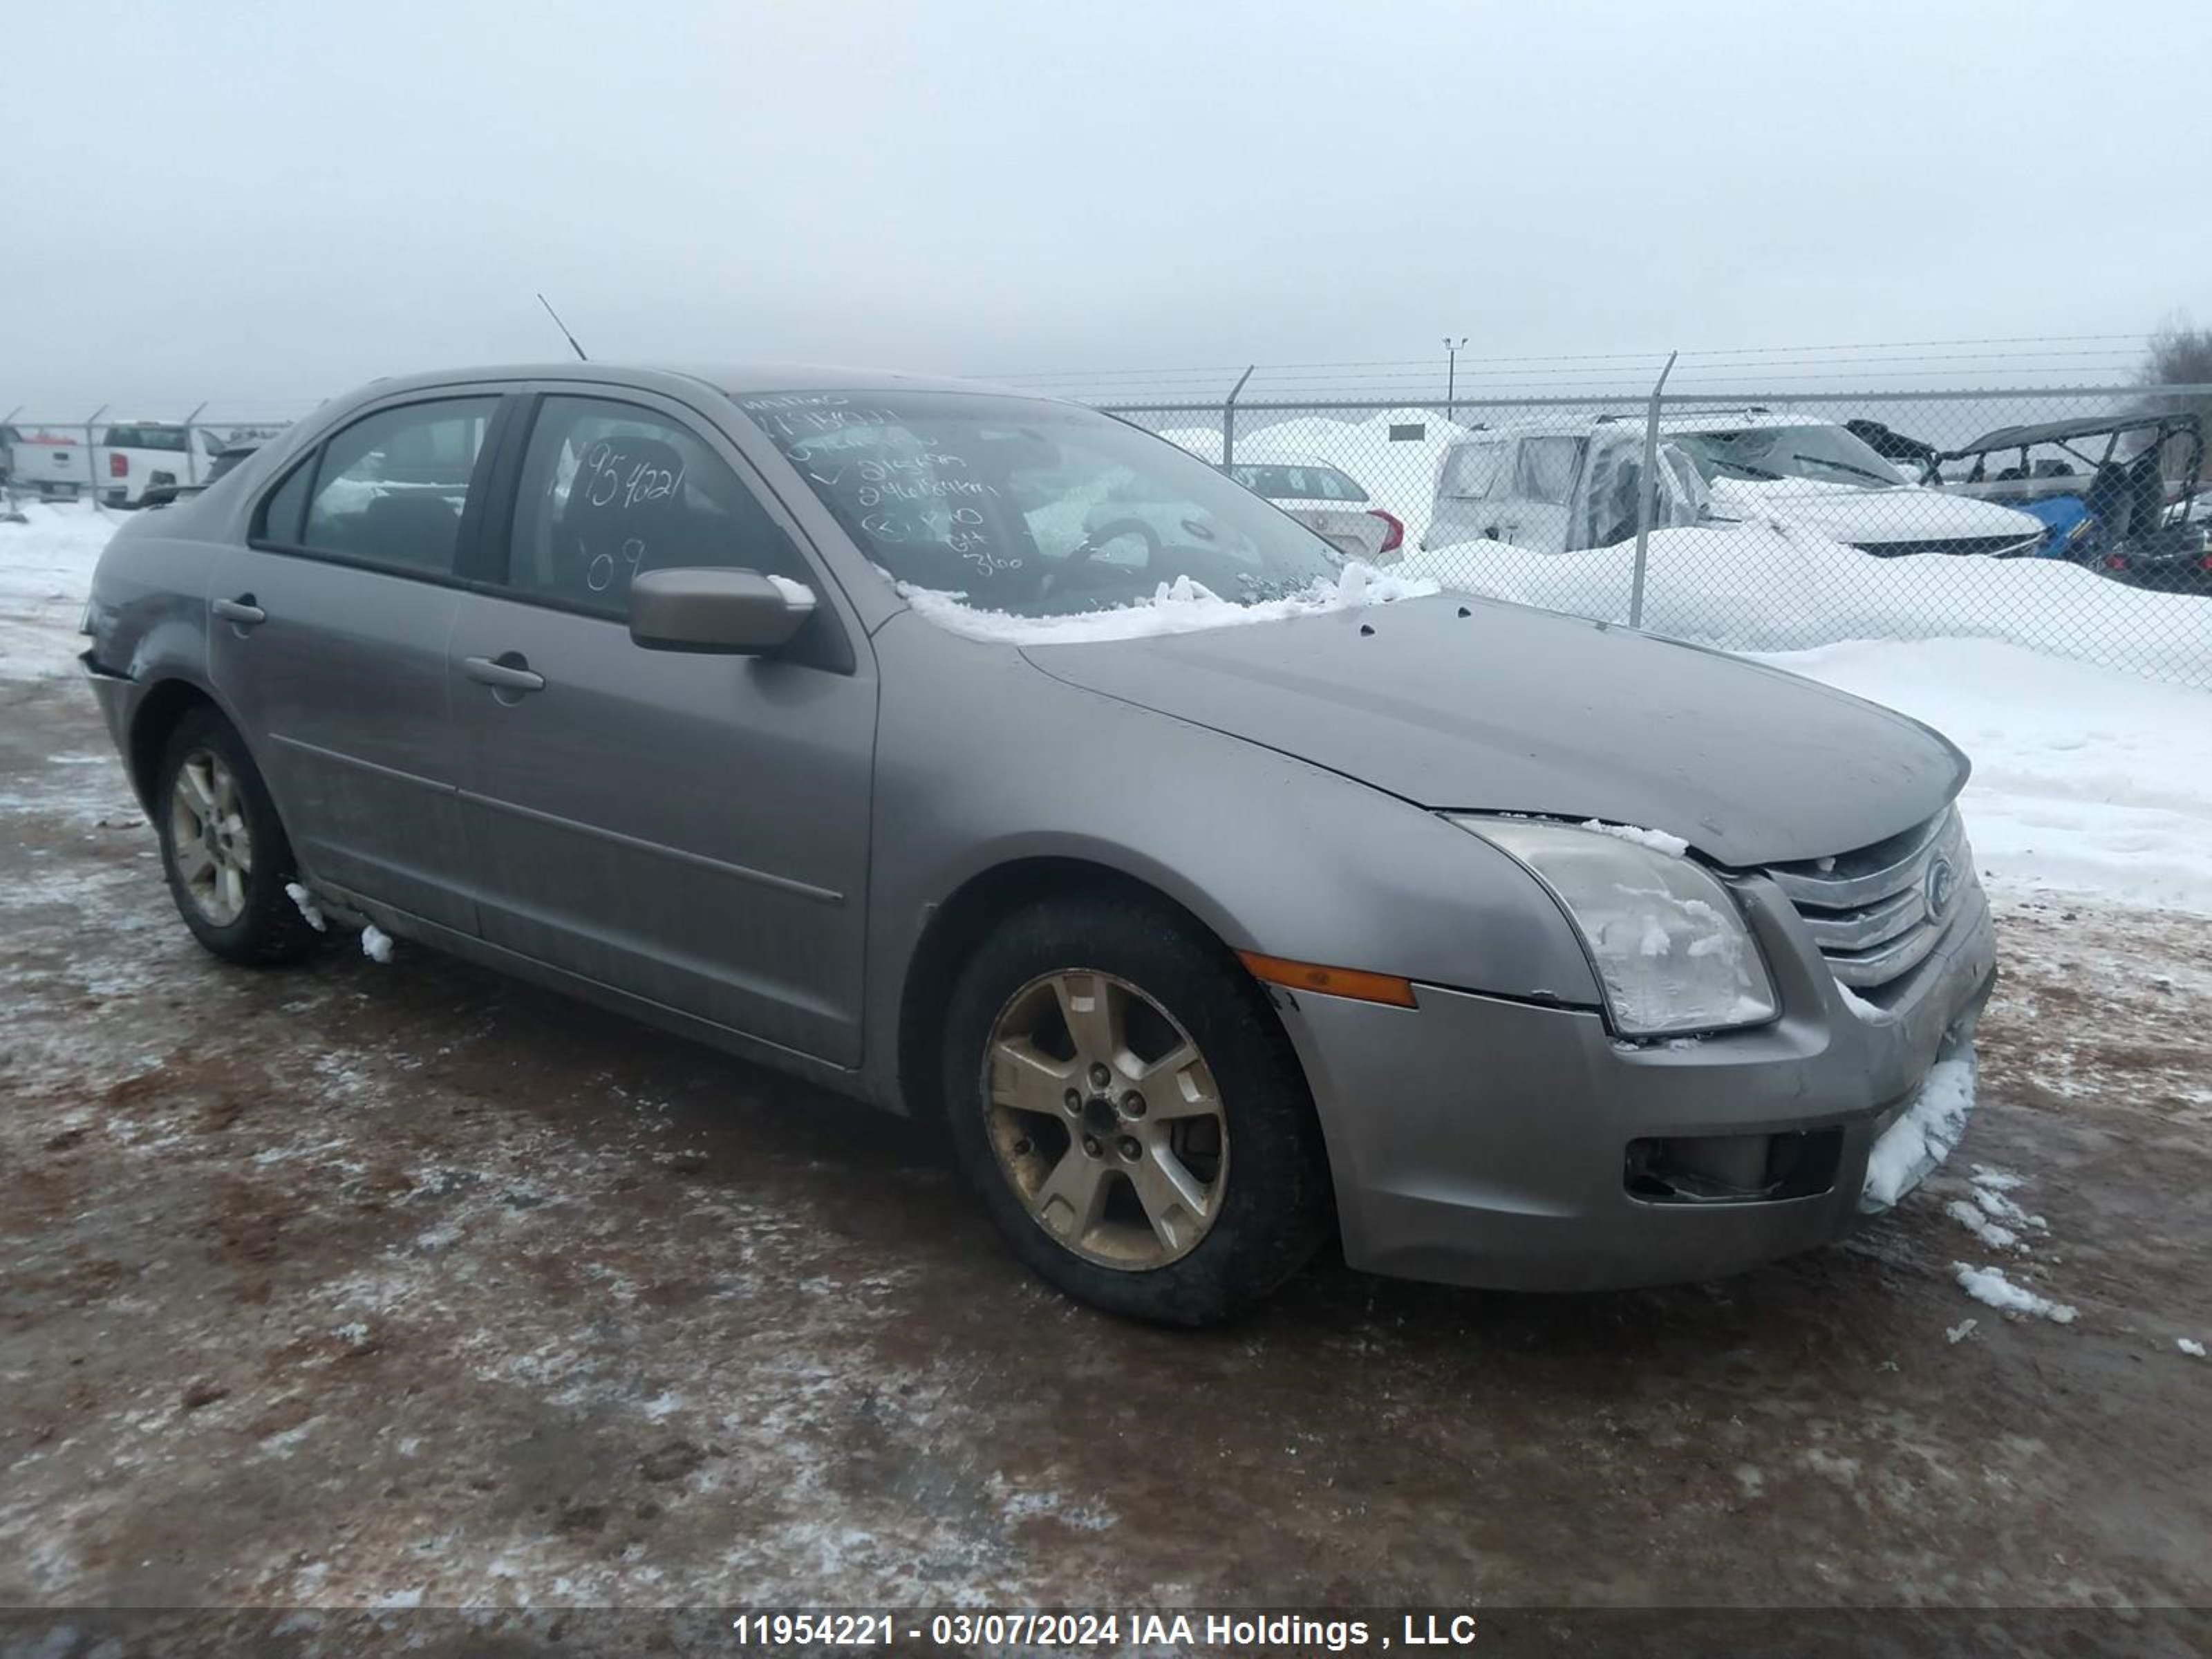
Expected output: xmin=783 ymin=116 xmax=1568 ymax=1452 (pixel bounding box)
xmin=941 ymin=893 xmax=1333 ymax=1324
xmin=154 ymin=707 xmax=319 ymax=965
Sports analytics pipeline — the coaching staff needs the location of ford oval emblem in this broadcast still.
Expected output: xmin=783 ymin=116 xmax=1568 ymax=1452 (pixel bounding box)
xmin=1925 ymin=857 xmax=1957 ymax=919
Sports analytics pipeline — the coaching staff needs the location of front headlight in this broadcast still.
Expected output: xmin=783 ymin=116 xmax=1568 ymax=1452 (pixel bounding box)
xmin=1452 ymin=817 xmax=1778 ymax=1038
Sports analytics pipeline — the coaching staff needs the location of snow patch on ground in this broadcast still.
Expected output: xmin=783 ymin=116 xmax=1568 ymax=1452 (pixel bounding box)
xmin=1943 ymin=1199 xmax=2021 ymax=1252
xmin=891 ymin=560 xmax=1438 ymax=645
xmin=1952 ymin=1263 xmax=2078 ymax=1324
xmin=360 ymin=924 xmax=393 ymax=964
xmin=0 ymin=502 xmax=111 ymax=680
xmin=2180 ymin=1338 xmax=2206 ymax=1358
xmin=1753 ymin=638 xmax=2212 ymax=918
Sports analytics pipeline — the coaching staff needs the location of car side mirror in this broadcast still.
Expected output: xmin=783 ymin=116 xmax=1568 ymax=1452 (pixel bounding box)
xmin=628 ymin=567 xmax=815 ymax=655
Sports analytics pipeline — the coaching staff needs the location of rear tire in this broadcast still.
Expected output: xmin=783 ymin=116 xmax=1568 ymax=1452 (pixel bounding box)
xmin=941 ymin=892 xmax=1332 ymax=1324
xmin=153 ymin=707 xmax=319 ymax=966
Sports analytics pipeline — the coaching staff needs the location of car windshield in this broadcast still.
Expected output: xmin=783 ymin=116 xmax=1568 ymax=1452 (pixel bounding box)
xmin=1226 ymin=461 xmax=1369 ymax=503
xmin=1669 ymin=422 xmax=1904 ymax=488
xmin=738 ymin=390 xmax=1347 ymax=617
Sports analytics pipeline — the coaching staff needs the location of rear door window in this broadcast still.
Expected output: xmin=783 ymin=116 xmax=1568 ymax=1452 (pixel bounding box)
xmin=297 ymin=397 xmax=498 ymax=574
xmin=502 ymin=395 xmax=811 ymax=616
xmin=1512 ymin=437 xmax=1585 ymax=504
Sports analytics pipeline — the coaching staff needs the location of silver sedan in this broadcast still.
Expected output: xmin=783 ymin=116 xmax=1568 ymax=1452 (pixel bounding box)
xmin=81 ymin=363 xmax=1996 ymax=1323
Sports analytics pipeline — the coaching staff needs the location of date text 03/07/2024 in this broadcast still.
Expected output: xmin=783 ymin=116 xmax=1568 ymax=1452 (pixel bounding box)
xmin=726 ymin=1611 xmax=1483 ymax=1650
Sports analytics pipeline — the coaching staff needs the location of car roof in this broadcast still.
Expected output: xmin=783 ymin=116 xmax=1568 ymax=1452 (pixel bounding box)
xmin=1942 ymin=413 xmax=2202 ymax=456
xmin=340 ymin=362 xmax=1046 ymax=402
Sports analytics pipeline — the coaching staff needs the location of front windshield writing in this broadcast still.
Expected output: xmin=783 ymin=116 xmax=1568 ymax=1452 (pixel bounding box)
xmin=737 ymin=391 xmax=1346 ymax=617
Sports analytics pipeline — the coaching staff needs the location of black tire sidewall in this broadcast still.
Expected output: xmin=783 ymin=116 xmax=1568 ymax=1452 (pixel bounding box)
xmin=155 ymin=708 xmax=317 ymax=966
xmin=941 ymin=894 xmax=1333 ymax=1324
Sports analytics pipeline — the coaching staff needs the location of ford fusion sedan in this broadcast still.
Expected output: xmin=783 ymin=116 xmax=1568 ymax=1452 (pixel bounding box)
xmin=81 ymin=363 xmax=1998 ymax=1324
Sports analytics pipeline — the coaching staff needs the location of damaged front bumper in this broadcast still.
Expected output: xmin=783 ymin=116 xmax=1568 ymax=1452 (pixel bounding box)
xmin=1269 ymin=871 xmax=1998 ymax=1293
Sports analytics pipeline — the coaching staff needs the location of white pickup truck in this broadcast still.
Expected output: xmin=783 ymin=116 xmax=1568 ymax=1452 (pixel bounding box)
xmin=3 ymin=421 xmax=229 ymax=506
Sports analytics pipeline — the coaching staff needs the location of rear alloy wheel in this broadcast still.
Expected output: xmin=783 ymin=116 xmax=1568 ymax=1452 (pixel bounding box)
xmin=983 ymin=970 xmax=1228 ymax=1270
xmin=169 ymin=749 xmax=254 ymax=927
xmin=943 ymin=894 xmax=1332 ymax=1324
xmin=154 ymin=707 xmax=320 ymax=966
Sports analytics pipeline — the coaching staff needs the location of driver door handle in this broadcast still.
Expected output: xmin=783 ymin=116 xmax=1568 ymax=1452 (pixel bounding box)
xmin=212 ymin=596 xmax=266 ymax=626
xmin=463 ymin=655 xmax=546 ymax=693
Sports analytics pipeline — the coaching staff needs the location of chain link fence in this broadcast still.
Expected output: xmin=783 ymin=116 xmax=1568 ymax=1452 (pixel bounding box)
xmin=1094 ymin=381 xmax=2212 ymax=688
xmin=8 ymin=373 xmax=2209 ymax=686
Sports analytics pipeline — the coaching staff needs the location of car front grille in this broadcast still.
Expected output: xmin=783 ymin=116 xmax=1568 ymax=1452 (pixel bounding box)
xmin=1851 ymin=534 xmax=2043 ymax=559
xmin=1763 ymin=806 xmax=1971 ymax=995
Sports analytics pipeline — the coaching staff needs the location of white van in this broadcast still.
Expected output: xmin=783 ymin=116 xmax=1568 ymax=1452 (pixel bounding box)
xmin=1424 ymin=411 xmax=2047 ymax=559
xmin=1422 ymin=420 xmax=1710 ymax=552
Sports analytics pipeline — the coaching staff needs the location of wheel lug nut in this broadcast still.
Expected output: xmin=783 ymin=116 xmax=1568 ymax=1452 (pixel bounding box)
xmin=1063 ymin=1089 xmax=1081 ymax=1112
xmin=1118 ymin=1136 xmax=1141 ymax=1161
xmin=1088 ymin=1063 xmax=1111 ymax=1089
xmin=1120 ymin=1091 xmax=1145 ymax=1118
xmin=1082 ymin=1136 xmax=1103 ymax=1159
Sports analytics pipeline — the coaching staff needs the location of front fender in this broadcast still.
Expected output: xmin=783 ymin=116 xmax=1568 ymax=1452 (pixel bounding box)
xmin=858 ymin=617 xmax=1602 ymax=1100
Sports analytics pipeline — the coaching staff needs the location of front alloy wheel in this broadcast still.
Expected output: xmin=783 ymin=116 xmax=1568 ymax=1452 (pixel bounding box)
xmin=983 ymin=970 xmax=1228 ymax=1269
xmin=941 ymin=893 xmax=1333 ymax=1324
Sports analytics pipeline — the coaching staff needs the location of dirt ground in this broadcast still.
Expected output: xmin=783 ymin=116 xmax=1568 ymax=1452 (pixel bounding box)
xmin=4 ymin=670 xmax=2210 ymax=1621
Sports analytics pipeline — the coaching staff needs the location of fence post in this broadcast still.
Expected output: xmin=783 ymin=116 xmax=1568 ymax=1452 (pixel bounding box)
xmin=84 ymin=404 xmax=108 ymax=513
xmin=1628 ymin=351 xmax=1677 ymax=630
xmin=1221 ymin=364 xmax=1255 ymax=472
xmin=182 ymin=400 xmax=207 ymax=485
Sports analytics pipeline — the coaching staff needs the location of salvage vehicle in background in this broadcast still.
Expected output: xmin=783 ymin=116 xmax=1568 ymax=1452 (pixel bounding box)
xmin=83 ymin=363 xmax=1996 ymax=1324
xmin=1223 ymin=452 xmax=1404 ymax=563
xmin=2 ymin=426 xmax=88 ymax=500
xmin=1927 ymin=413 xmax=2209 ymax=594
xmin=96 ymin=421 xmax=229 ymax=507
xmin=1422 ymin=419 xmax=1710 ymax=552
xmin=1660 ymin=411 xmax=2047 ymax=558
xmin=138 ymin=441 xmax=263 ymax=512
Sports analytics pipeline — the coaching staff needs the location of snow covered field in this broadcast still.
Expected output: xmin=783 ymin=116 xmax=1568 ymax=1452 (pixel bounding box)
xmin=12 ymin=498 xmax=2211 ymax=916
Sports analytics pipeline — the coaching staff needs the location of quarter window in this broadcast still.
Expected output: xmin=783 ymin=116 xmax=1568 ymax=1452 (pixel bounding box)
xmin=297 ymin=398 xmax=497 ymax=573
xmin=259 ymin=458 xmax=313 ymax=545
xmin=1439 ymin=441 xmax=1506 ymax=499
xmin=505 ymin=397 xmax=809 ymax=616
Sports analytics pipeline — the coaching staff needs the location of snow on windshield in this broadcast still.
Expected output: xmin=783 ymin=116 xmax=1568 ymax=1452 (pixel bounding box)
xmin=885 ymin=559 xmax=1438 ymax=645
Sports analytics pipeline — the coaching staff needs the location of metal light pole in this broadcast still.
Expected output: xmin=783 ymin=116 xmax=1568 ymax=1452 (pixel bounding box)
xmin=1443 ymin=336 xmax=1467 ymax=420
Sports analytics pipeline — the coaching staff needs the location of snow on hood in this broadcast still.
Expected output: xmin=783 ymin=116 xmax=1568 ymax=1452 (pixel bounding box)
xmin=1709 ymin=476 xmax=2045 ymax=546
xmin=1021 ymin=591 xmax=1965 ymax=866
xmin=887 ymin=560 xmax=1439 ymax=645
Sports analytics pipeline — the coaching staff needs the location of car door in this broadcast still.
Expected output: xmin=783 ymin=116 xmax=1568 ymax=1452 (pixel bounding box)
xmin=1425 ymin=438 xmax=1507 ymax=548
xmin=449 ymin=388 xmax=877 ymax=1067
xmin=207 ymin=391 xmax=508 ymax=935
xmin=1483 ymin=435 xmax=1584 ymax=552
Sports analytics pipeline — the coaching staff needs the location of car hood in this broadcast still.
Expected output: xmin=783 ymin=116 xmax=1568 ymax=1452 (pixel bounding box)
xmin=1020 ymin=594 xmax=1966 ymax=866
xmin=1709 ymin=478 xmax=2044 ymax=547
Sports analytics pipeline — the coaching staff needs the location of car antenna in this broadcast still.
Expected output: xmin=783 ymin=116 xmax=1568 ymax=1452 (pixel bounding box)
xmin=536 ymin=293 xmax=589 ymax=362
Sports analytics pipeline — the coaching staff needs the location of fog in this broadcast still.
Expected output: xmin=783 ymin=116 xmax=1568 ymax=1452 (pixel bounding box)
xmin=4 ymin=0 xmax=2204 ymax=411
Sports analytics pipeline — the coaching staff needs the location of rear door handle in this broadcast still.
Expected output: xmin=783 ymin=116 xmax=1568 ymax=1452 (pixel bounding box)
xmin=463 ymin=654 xmax=546 ymax=693
xmin=212 ymin=595 xmax=266 ymax=626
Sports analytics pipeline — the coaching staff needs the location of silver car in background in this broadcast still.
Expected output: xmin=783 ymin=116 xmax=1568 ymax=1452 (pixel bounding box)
xmin=81 ymin=362 xmax=1998 ymax=1324
xmin=1223 ymin=451 xmax=1405 ymax=563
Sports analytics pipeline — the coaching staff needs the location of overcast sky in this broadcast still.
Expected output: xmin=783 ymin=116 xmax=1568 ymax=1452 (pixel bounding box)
xmin=5 ymin=0 xmax=2206 ymax=415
